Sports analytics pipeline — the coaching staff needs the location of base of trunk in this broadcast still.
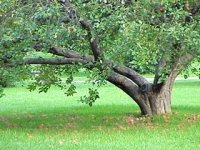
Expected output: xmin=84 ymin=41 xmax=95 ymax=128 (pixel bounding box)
xmin=139 ymin=90 xmax=171 ymax=115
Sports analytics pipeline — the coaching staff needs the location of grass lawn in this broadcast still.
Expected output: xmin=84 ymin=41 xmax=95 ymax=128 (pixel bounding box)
xmin=0 ymin=80 xmax=200 ymax=149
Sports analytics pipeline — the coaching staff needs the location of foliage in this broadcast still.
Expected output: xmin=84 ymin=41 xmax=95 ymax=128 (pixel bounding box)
xmin=80 ymin=88 xmax=100 ymax=106
xmin=0 ymin=68 xmax=21 ymax=87
xmin=182 ymin=57 xmax=200 ymax=78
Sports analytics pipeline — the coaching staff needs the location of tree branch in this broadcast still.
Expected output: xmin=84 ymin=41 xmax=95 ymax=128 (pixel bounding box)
xmin=58 ymin=1 xmax=102 ymax=61
xmin=106 ymin=71 xmax=150 ymax=112
xmin=106 ymin=71 xmax=140 ymax=100
xmin=48 ymin=47 xmax=94 ymax=61
xmin=24 ymin=57 xmax=90 ymax=65
xmin=154 ymin=54 xmax=166 ymax=85
xmin=48 ymin=47 xmax=81 ymax=58
xmin=30 ymin=46 xmax=150 ymax=89
xmin=171 ymin=53 xmax=194 ymax=76
xmin=112 ymin=65 xmax=149 ymax=87
xmin=79 ymin=20 xmax=102 ymax=60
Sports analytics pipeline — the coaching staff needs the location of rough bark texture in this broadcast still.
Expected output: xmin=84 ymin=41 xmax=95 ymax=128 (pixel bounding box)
xmin=106 ymin=70 xmax=173 ymax=115
xmin=139 ymin=83 xmax=172 ymax=115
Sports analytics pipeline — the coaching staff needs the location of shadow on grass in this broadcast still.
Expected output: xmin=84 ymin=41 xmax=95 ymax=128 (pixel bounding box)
xmin=0 ymin=105 xmax=140 ymax=131
xmin=0 ymin=105 xmax=200 ymax=132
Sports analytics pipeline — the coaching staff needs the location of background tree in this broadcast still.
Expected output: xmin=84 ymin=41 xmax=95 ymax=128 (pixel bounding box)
xmin=0 ymin=0 xmax=200 ymax=115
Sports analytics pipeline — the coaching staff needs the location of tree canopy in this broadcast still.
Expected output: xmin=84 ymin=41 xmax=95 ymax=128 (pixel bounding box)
xmin=0 ymin=0 xmax=200 ymax=115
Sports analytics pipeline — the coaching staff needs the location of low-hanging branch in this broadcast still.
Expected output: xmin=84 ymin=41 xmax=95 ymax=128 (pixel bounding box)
xmin=23 ymin=53 xmax=149 ymax=90
xmin=24 ymin=57 xmax=90 ymax=65
xmin=43 ymin=46 xmax=148 ymax=87
xmin=106 ymin=71 xmax=152 ymax=115
xmin=106 ymin=71 xmax=140 ymax=100
xmin=113 ymin=65 xmax=149 ymax=87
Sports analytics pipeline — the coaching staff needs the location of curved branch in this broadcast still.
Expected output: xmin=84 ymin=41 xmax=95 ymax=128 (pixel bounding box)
xmin=80 ymin=20 xmax=102 ymax=60
xmin=113 ymin=65 xmax=149 ymax=87
xmin=106 ymin=71 xmax=140 ymax=101
xmin=171 ymin=53 xmax=194 ymax=77
xmin=154 ymin=54 xmax=166 ymax=85
xmin=106 ymin=71 xmax=150 ymax=113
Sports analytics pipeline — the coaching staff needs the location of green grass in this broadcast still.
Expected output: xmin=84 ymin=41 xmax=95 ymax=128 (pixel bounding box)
xmin=0 ymin=80 xmax=200 ymax=149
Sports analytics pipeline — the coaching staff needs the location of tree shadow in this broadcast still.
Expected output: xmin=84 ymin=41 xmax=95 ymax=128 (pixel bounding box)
xmin=0 ymin=105 xmax=200 ymax=132
xmin=0 ymin=105 xmax=140 ymax=131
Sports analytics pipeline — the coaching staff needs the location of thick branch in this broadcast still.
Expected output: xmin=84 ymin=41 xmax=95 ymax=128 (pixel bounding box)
xmin=49 ymin=47 xmax=81 ymax=58
xmin=31 ymin=46 xmax=149 ymax=88
xmin=113 ymin=65 xmax=149 ymax=87
xmin=106 ymin=71 xmax=140 ymax=101
xmin=106 ymin=71 xmax=151 ymax=113
xmin=24 ymin=57 xmax=90 ymax=65
xmin=161 ymin=53 xmax=194 ymax=91
xmin=79 ymin=20 xmax=102 ymax=61
xmin=48 ymin=47 xmax=94 ymax=61
xmin=171 ymin=53 xmax=194 ymax=77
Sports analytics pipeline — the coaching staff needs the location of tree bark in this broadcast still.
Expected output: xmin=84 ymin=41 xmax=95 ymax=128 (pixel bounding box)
xmin=128 ymin=81 xmax=173 ymax=115
xmin=137 ymin=54 xmax=194 ymax=115
xmin=139 ymin=84 xmax=172 ymax=115
xmin=107 ymin=71 xmax=174 ymax=115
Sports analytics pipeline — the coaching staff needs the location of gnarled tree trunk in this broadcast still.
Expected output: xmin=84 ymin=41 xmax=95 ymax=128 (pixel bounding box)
xmin=107 ymin=70 xmax=177 ymax=116
xmin=138 ymin=82 xmax=173 ymax=115
xmin=106 ymin=54 xmax=193 ymax=116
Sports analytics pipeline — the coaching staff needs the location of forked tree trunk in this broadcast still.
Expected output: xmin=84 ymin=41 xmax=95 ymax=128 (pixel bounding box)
xmin=107 ymin=71 xmax=175 ymax=116
xmin=136 ymin=77 xmax=175 ymax=115
xmin=139 ymin=86 xmax=172 ymax=115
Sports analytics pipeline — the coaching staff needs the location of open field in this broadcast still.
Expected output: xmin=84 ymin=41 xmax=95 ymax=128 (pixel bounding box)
xmin=0 ymin=80 xmax=200 ymax=150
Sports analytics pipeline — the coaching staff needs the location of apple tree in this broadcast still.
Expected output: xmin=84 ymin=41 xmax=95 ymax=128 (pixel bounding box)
xmin=0 ymin=0 xmax=200 ymax=115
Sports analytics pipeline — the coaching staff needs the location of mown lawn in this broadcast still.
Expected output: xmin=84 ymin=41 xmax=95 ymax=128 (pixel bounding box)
xmin=0 ymin=80 xmax=200 ymax=150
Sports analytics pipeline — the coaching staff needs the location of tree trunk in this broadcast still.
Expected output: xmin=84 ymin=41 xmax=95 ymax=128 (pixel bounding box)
xmin=107 ymin=71 xmax=175 ymax=116
xmin=137 ymin=78 xmax=174 ymax=115
xmin=139 ymin=89 xmax=171 ymax=115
